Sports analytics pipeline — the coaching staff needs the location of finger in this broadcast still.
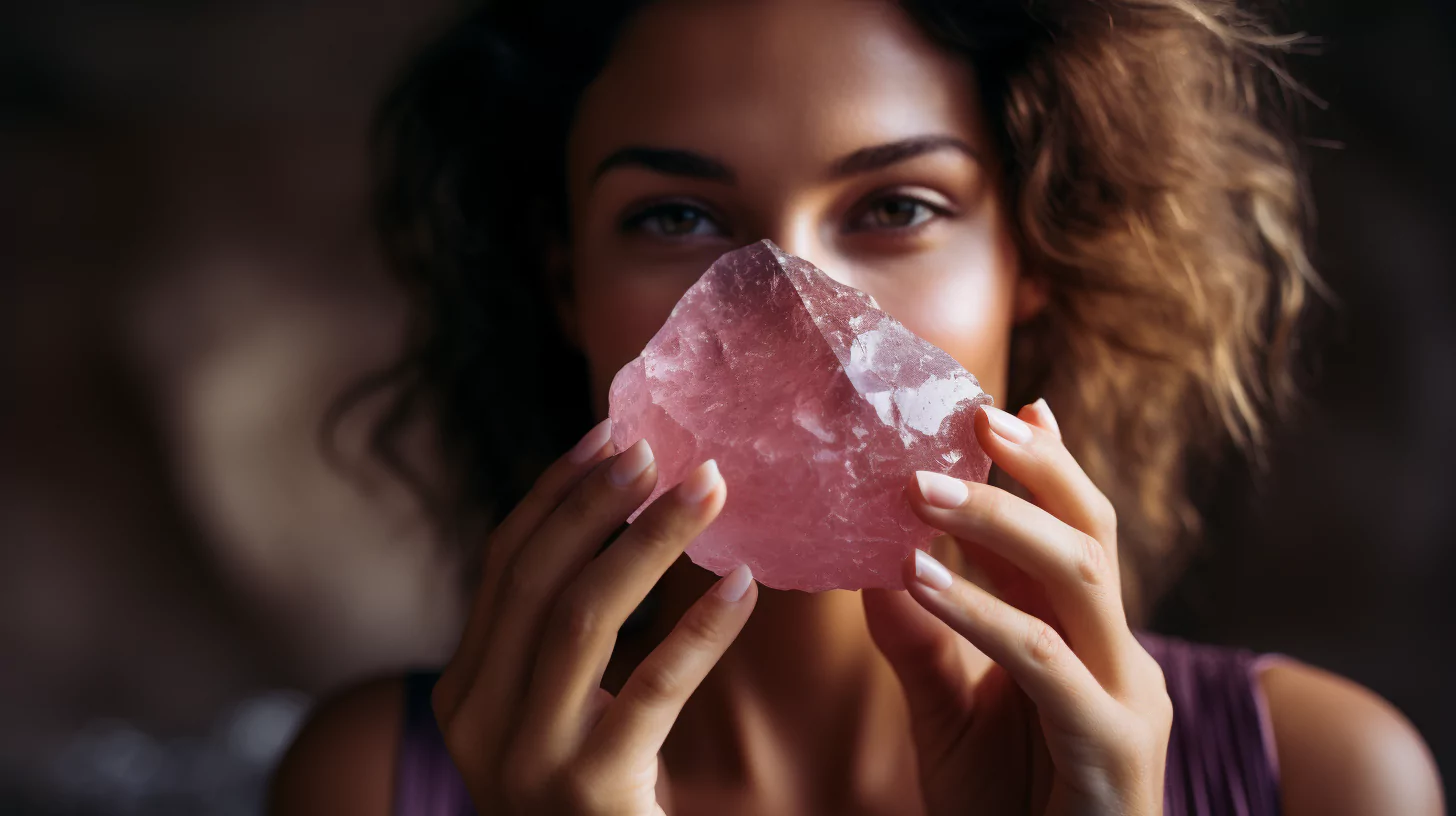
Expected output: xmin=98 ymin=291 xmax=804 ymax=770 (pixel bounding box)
xmin=517 ymin=459 xmax=729 ymax=765
xmin=435 ymin=418 xmax=615 ymax=716
xmin=483 ymin=418 xmax=620 ymax=597
xmin=977 ymin=403 xmax=1119 ymax=551
xmin=1020 ymin=397 xmax=1060 ymax=439
xmin=904 ymin=550 xmax=1117 ymax=736
xmin=863 ymin=587 xmax=986 ymax=760
xmin=909 ymin=471 xmax=1134 ymax=688
xmin=582 ymin=564 xmax=757 ymax=773
xmin=444 ymin=439 xmax=660 ymax=768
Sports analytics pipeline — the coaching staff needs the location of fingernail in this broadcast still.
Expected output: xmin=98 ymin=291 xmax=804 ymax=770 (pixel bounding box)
xmin=913 ymin=549 xmax=954 ymax=591
xmin=608 ymin=439 xmax=654 ymax=487
xmin=569 ymin=418 xmax=614 ymax=464
xmin=1030 ymin=398 xmax=1061 ymax=437
xmin=676 ymin=459 xmax=722 ymax=505
xmin=915 ymin=471 xmax=969 ymax=509
xmin=714 ymin=564 xmax=754 ymax=602
xmin=983 ymin=405 xmax=1033 ymax=444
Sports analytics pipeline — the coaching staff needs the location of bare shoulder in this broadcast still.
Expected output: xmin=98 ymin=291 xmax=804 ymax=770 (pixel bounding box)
xmin=267 ymin=676 xmax=406 ymax=816
xmin=1259 ymin=659 xmax=1445 ymax=816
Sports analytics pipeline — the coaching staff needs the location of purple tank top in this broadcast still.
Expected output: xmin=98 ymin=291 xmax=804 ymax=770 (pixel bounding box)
xmin=393 ymin=634 xmax=1282 ymax=815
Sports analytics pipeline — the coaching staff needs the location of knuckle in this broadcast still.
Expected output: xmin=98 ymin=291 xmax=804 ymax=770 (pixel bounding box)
xmin=554 ymin=479 xmax=600 ymax=530
xmin=440 ymin=718 xmax=481 ymax=766
xmin=1090 ymin=493 xmax=1118 ymax=536
xmin=961 ymin=582 xmax=1002 ymax=621
xmin=1115 ymin=647 xmax=1174 ymax=730
xmin=552 ymin=591 xmax=604 ymax=648
xmin=633 ymin=659 xmax=684 ymax=704
xmin=561 ymin=764 xmax=607 ymax=813
xmin=624 ymin=518 xmax=693 ymax=563
xmin=1142 ymin=659 xmax=1175 ymax=725
xmin=967 ymin=486 xmax=1013 ymax=530
xmin=499 ymin=558 xmax=543 ymax=605
xmin=500 ymin=752 xmax=547 ymax=804
xmin=1035 ymin=433 xmax=1079 ymax=477
xmin=1141 ymin=650 xmax=1168 ymax=688
xmin=677 ymin=604 xmax=730 ymax=650
xmin=1072 ymin=531 xmax=1111 ymax=586
xmin=1151 ymin=686 xmax=1175 ymax=730
xmin=430 ymin=673 xmax=459 ymax=721
xmin=1026 ymin=620 xmax=1066 ymax=666
xmin=1026 ymin=432 xmax=1061 ymax=466
xmin=439 ymin=719 xmax=463 ymax=753
xmin=631 ymin=526 xmax=679 ymax=558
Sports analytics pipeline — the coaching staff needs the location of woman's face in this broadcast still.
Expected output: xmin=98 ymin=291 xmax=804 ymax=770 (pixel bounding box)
xmin=564 ymin=0 xmax=1037 ymax=415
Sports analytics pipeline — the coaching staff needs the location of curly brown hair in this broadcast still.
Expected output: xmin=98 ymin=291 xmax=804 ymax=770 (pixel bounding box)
xmin=337 ymin=0 xmax=1315 ymax=618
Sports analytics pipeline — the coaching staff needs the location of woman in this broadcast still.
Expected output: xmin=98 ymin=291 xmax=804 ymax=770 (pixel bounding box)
xmin=272 ymin=0 xmax=1443 ymax=813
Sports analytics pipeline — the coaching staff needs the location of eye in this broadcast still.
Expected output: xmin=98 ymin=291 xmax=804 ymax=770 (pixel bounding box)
xmin=850 ymin=194 xmax=944 ymax=232
xmin=622 ymin=201 xmax=727 ymax=238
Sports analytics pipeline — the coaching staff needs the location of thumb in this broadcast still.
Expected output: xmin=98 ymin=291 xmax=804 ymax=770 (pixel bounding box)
xmin=863 ymin=580 xmax=983 ymax=759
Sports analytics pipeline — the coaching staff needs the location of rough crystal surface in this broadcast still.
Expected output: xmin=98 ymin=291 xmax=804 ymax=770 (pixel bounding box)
xmin=609 ymin=240 xmax=993 ymax=592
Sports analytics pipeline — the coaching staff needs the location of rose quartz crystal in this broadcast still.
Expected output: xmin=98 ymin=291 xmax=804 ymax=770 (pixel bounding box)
xmin=608 ymin=240 xmax=992 ymax=592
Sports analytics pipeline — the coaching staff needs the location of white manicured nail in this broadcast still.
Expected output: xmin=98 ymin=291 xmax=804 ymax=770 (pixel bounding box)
xmin=608 ymin=439 xmax=654 ymax=487
xmin=569 ymin=419 xmax=613 ymax=464
xmin=913 ymin=550 xmax=954 ymax=591
xmin=715 ymin=564 xmax=754 ymax=602
xmin=677 ymin=459 xmax=722 ymax=505
xmin=916 ymin=471 xmax=969 ymax=509
xmin=984 ymin=405 xmax=1033 ymax=444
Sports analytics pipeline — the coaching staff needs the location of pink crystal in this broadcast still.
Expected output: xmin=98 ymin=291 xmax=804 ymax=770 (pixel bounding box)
xmin=608 ymin=240 xmax=993 ymax=592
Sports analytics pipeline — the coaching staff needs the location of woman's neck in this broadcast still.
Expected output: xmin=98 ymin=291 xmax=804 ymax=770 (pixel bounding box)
xmin=633 ymin=559 xmax=920 ymax=812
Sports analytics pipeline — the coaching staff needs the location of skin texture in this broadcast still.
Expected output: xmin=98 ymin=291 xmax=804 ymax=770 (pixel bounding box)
xmin=562 ymin=0 xmax=1033 ymax=415
xmin=270 ymin=1 xmax=1444 ymax=814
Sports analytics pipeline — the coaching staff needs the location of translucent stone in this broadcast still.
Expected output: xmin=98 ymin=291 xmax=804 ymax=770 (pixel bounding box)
xmin=609 ymin=240 xmax=992 ymax=591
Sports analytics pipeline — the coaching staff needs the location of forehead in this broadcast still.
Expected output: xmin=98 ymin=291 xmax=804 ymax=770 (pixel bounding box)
xmin=568 ymin=0 xmax=986 ymax=178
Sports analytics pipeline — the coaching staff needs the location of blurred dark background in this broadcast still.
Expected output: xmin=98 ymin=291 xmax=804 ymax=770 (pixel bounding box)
xmin=1 ymin=1 xmax=1452 ymax=813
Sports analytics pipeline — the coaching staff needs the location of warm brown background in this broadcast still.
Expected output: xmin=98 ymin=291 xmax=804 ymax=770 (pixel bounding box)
xmin=2 ymin=1 xmax=1452 ymax=813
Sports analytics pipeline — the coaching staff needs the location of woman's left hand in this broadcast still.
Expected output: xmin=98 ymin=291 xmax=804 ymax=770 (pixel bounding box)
xmin=863 ymin=400 xmax=1172 ymax=816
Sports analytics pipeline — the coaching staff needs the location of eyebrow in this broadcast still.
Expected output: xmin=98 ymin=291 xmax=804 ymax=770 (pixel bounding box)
xmin=590 ymin=135 xmax=978 ymax=185
xmin=829 ymin=135 xmax=979 ymax=177
xmin=592 ymin=147 xmax=736 ymax=184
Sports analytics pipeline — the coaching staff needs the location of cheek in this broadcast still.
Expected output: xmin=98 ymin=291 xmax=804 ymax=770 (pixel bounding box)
xmin=574 ymin=259 xmax=700 ymax=416
xmin=854 ymin=220 xmax=1021 ymax=402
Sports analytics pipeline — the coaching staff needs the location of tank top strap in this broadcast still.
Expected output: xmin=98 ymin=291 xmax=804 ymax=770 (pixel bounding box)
xmin=1138 ymin=633 xmax=1283 ymax=816
xmin=394 ymin=671 xmax=475 ymax=816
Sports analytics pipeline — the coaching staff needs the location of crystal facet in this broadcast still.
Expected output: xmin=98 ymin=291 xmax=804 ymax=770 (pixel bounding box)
xmin=608 ymin=240 xmax=993 ymax=592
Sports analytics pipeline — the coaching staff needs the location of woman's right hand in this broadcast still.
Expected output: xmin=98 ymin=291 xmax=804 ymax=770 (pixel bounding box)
xmin=431 ymin=419 xmax=758 ymax=815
